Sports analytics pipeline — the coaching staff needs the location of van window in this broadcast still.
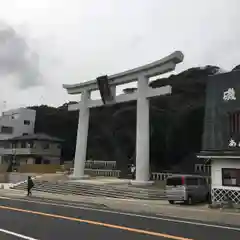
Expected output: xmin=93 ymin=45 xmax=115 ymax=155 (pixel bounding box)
xmin=199 ymin=178 xmax=207 ymax=185
xmin=186 ymin=177 xmax=198 ymax=186
xmin=166 ymin=177 xmax=182 ymax=186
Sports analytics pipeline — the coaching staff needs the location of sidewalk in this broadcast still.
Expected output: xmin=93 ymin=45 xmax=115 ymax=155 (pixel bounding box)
xmin=0 ymin=189 xmax=240 ymax=227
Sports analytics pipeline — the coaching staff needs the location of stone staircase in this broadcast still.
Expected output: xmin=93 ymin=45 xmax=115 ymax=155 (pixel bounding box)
xmin=11 ymin=179 xmax=166 ymax=200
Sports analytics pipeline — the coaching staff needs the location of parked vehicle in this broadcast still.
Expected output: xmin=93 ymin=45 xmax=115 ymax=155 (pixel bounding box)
xmin=165 ymin=174 xmax=209 ymax=205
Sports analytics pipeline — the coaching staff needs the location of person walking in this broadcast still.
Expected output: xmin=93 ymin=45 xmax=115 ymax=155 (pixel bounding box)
xmin=130 ymin=164 xmax=136 ymax=180
xmin=27 ymin=176 xmax=34 ymax=196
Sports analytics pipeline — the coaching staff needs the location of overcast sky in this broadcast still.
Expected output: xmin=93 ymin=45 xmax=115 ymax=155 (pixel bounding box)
xmin=0 ymin=0 xmax=239 ymax=110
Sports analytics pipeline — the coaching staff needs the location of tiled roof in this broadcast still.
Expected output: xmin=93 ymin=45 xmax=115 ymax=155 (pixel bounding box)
xmin=4 ymin=133 xmax=63 ymax=142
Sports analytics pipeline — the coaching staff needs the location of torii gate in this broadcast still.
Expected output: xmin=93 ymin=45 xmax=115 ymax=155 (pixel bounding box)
xmin=63 ymin=51 xmax=184 ymax=185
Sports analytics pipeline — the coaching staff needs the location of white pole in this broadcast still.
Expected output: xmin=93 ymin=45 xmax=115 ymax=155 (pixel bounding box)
xmin=134 ymin=75 xmax=150 ymax=184
xmin=72 ymin=90 xmax=90 ymax=179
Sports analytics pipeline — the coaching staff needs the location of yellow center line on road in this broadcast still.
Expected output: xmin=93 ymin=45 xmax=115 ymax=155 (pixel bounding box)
xmin=0 ymin=205 xmax=193 ymax=240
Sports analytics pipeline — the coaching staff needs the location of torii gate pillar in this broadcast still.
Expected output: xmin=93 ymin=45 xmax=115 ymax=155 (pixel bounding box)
xmin=73 ymin=90 xmax=90 ymax=179
xmin=63 ymin=51 xmax=184 ymax=185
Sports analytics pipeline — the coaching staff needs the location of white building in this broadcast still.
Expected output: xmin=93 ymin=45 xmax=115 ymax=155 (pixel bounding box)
xmin=0 ymin=108 xmax=36 ymax=139
xmin=198 ymin=71 xmax=240 ymax=205
xmin=0 ymin=108 xmax=36 ymax=164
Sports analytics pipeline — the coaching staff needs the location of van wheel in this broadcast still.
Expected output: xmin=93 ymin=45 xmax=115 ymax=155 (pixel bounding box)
xmin=168 ymin=200 xmax=174 ymax=204
xmin=185 ymin=196 xmax=193 ymax=205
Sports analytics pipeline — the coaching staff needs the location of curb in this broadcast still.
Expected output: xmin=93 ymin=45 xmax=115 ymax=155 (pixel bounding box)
xmin=1 ymin=190 xmax=238 ymax=214
xmin=1 ymin=189 xmax=240 ymax=224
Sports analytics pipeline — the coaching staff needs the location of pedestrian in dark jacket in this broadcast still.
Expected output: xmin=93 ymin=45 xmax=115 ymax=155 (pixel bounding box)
xmin=27 ymin=176 xmax=34 ymax=196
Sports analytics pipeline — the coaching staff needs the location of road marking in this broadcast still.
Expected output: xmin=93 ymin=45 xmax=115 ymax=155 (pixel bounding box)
xmin=0 ymin=205 xmax=192 ymax=240
xmin=1 ymin=196 xmax=240 ymax=231
xmin=0 ymin=196 xmax=11 ymax=200
xmin=0 ymin=228 xmax=38 ymax=240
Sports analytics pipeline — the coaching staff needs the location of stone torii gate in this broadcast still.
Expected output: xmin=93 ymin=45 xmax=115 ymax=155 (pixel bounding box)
xmin=63 ymin=51 xmax=184 ymax=185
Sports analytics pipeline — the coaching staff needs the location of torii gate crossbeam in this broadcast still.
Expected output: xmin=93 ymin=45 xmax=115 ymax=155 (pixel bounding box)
xmin=63 ymin=51 xmax=184 ymax=185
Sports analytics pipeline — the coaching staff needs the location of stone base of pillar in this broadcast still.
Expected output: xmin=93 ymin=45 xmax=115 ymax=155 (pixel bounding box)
xmin=130 ymin=180 xmax=154 ymax=186
xmin=68 ymin=174 xmax=90 ymax=180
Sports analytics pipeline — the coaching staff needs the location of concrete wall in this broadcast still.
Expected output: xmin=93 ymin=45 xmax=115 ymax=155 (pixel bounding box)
xmin=0 ymin=164 xmax=8 ymax=173
xmin=18 ymin=164 xmax=62 ymax=173
xmin=211 ymin=159 xmax=240 ymax=191
xmin=0 ymin=173 xmax=8 ymax=183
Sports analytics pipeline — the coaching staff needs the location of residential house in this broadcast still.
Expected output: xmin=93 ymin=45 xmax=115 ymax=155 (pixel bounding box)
xmin=0 ymin=133 xmax=63 ymax=168
xmin=0 ymin=108 xmax=36 ymax=164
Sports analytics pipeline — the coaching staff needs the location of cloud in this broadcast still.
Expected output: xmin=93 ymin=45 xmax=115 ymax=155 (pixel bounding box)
xmin=0 ymin=21 xmax=41 ymax=89
xmin=1 ymin=0 xmax=240 ymax=109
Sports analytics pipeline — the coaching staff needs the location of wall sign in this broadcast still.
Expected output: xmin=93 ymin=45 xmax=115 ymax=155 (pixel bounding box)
xmin=228 ymin=138 xmax=240 ymax=147
xmin=223 ymin=88 xmax=236 ymax=101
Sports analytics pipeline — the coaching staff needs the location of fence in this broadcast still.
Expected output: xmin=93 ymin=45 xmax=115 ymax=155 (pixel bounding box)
xmin=85 ymin=160 xmax=117 ymax=169
xmin=84 ymin=169 xmax=120 ymax=177
xmin=195 ymin=164 xmax=211 ymax=175
xmin=68 ymin=162 xmax=211 ymax=182
xmin=67 ymin=169 xmax=210 ymax=182
xmin=83 ymin=169 xmax=172 ymax=180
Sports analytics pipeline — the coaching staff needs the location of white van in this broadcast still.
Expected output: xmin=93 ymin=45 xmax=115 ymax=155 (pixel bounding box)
xmin=165 ymin=174 xmax=209 ymax=205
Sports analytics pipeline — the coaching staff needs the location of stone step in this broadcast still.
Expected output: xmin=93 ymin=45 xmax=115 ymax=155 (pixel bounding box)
xmin=13 ymin=180 xmax=164 ymax=193
xmin=14 ymin=186 xmax=165 ymax=199
xmin=14 ymin=185 xmax=165 ymax=198
xmin=12 ymin=180 xmax=166 ymax=200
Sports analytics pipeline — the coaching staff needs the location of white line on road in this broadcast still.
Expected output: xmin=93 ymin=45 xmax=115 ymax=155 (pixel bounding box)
xmin=1 ymin=196 xmax=240 ymax=232
xmin=0 ymin=196 xmax=11 ymax=200
xmin=0 ymin=228 xmax=38 ymax=240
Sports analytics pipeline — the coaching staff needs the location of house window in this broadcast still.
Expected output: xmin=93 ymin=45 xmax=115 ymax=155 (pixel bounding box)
xmin=1 ymin=126 xmax=13 ymax=134
xmin=27 ymin=141 xmax=34 ymax=148
xmin=24 ymin=120 xmax=30 ymax=125
xmin=228 ymin=111 xmax=240 ymax=134
xmin=22 ymin=133 xmax=28 ymax=136
xmin=2 ymin=142 xmax=10 ymax=148
xmin=222 ymin=168 xmax=240 ymax=187
xmin=12 ymin=143 xmax=17 ymax=149
xmin=21 ymin=142 xmax=26 ymax=148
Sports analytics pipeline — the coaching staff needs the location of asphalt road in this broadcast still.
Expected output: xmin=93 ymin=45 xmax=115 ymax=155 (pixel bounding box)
xmin=0 ymin=196 xmax=239 ymax=240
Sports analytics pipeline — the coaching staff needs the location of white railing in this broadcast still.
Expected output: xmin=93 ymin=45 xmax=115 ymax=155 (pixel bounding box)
xmin=83 ymin=161 xmax=211 ymax=175
xmin=195 ymin=164 xmax=211 ymax=174
xmin=70 ymin=168 xmax=170 ymax=180
xmin=151 ymin=172 xmax=173 ymax=181
xmin=85 ymin=160 xmax=117 ymax=169
xmin=212 ymin=187 xmax=240 ymax=204
xmin=84 ymin=169 xmax=120 ymax=177
xmin=68 ymin=161 xmax=212 ymax=181
xmin=0 ymin=148 xmax=60 ymax=156
xmin=0 ymin=148 xmax=31 ymax=155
